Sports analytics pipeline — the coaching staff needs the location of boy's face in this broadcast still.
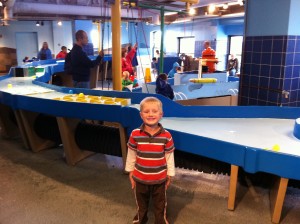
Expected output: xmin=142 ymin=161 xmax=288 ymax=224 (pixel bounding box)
xmin=140 ymin=102 xmax=163 ymax=127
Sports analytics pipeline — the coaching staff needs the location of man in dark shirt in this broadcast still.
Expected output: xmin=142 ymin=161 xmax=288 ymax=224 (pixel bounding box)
xmin=70 ymin=30 xmax=103 ymax=89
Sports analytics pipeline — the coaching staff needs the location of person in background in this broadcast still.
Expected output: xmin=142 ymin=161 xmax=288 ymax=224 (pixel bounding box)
xmin=155 ymin=49 xmax=160 ymax=58
xmin=168 ymin=61 xmax=181 ymax=78
xmin=201 ymin=41 xmax=217 ymax=73
xmin=125 ymin=96 xmax=175 ymax=224
xmin=156 ymin=73 xmax=174 ymax=100
xmin=122 ymin=71 xmax=133 ymax=91
xmin=37 ymin=42 xmax=53 ymax=60
xmin=121 ymin=43 xmax=138 ymax=87
xmin=227 ymin=54 xmax=239 ymax=77
xmin=128 ymin=43 xmax=139 ymax=68
xmin=151 ymin=57 xmax=158 ymax=77
xmin=70 ymin=30 xmax=103 ymax=89
xmin=56 ymin=46 xmax=68 ymax=59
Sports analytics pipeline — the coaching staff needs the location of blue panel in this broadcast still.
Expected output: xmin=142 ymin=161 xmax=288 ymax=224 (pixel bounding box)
xmin=261 ymin=56 xmax=271 ymax=67
xmin=285 ymin=53 xmax=294 ymax=66
xmin=269 ymin=78 xmax=280 ymax=90
xmin=268 ymin=91 xmax=279 ymax=102
xmin=294 ymin=53 xmax=300 ymax=64
xmin=252 ymin=53 xmax=261 ymax=64
xmin=262 ymin=39 xmax=272 ymax=52
xmin=272 ymin=39 xmax=284 ymax=52
xmin=253 ymin=40 xmax=262 ymax=52
xmin=271 ymin=53 xmax=283 ymax=65
xmin=260 ymin=77 xmax=269 ymax=88
xmin=260 ymin=63 xmax=271 ymax=77
xmin=270 ymin=66 xmax=282 ymax=78
xmin=287 ymin=39 xmax=296 ymax=53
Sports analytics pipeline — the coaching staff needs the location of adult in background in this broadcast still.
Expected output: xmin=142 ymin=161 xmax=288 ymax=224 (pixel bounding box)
xmin=201 ymin=41 xmax=217 ymax=73
xmin=56 ymin=46 xmax=68 ymax=59
xmin=70 ymin=30 xmax=103 ymax=89
xmin=37 ymin=42 xmax=53 ymax=60
xmin=227 ymin=54 xmax=239 ymax=77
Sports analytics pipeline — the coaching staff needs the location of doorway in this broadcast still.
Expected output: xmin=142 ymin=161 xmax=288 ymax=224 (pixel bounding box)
xmin=228 ymin=35 xmax=243 ymax=74
xmin=15 ymin=32 xmax=38 ymax=65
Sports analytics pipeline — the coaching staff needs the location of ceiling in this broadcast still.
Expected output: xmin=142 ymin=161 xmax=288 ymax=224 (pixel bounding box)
xmin=0 ymin=0 xmax=244 ymax=23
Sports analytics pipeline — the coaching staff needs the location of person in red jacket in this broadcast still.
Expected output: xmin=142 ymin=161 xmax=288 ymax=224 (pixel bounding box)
xmin=202 ymin=41 xmax=218 ymax=73
xmin=56 ymin=46 xmax=68 ymax=59
xmin=121 ymin=43 xmax=138 ymax=87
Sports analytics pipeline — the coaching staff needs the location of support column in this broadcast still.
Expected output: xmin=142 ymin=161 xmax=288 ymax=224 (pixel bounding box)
xmin=240 ymin=0 xmax=300 ymax=106
xmin=111 ymin=0 xmax=122 ymax=91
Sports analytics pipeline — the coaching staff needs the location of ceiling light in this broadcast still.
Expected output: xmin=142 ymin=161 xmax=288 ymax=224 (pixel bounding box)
xmin=57 ymin=21 xmax=62 ymax=26
xmin=0 ymin=2 xmax=3 ymax=7
xmin=36 ymin=21 xmax=40 ymax=26
xmin=208 ymin=4 xmax=216 ymax=14
xmin=189 ymin=8 xmax=196 ymax=15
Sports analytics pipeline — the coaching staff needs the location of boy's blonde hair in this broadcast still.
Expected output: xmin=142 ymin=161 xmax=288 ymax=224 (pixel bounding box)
xmin=140 ymin=97 xmax=163 ymax=112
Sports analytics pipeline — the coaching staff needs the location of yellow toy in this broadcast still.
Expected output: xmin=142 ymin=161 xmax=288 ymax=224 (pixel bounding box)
xmin=189 ymin=78 xmax=217 ymax=83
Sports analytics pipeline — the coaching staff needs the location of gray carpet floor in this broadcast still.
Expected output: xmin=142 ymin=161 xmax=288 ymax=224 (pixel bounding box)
xmin=1 ymin=137 xmax=300 ymax=224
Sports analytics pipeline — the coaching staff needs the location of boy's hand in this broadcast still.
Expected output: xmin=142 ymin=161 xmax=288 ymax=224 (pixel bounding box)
xmin=165 ymin=176 xmax=171 ymax=190
xmin=129 ymin=172 xmax=136 ymax=189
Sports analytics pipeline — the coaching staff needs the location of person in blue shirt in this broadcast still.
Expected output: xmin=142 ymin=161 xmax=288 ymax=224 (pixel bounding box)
xmin=37 ymin=42 xmax=53 ymax=60
xmin=168 ymin=62 xmax=180 ymax=78
xmin=156 ymin=73 xmax=174 ymax=100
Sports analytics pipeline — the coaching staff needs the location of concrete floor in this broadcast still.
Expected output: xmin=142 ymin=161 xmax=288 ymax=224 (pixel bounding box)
xmin=1 ymin=137 xmax=300 ymax=224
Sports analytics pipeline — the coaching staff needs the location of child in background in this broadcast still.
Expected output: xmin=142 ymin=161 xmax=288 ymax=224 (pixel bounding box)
xmin=56 ymin=46 xmax=68 ymax=59
xmin=122 ymin=71 xmax=133 ymax=91
xmin=151 ymin=57 xmax=158 ymax=77
xmin=125 ymin=97 xmax=175 ymax=224
xmin=156 ymin=73 xmax=174 ymax=100
xmin=167 ymin=62 xmax=181 ymax=78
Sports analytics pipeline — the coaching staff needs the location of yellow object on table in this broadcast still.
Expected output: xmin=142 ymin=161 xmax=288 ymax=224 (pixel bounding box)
xmin=189 ymin=78 xmax=217 ymax=83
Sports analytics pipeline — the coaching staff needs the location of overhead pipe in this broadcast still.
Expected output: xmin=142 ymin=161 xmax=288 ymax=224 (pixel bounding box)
xmin=13 ymin=2 xmax=140 ymax=18
xmin=3 ymin=0 xmax=16 ymax=20
xmin=177 ymin=0 xmax=199 ymax=4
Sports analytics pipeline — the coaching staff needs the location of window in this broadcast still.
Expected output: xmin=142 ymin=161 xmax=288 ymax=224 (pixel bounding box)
xmin=178 ymin=36 xmax=195 ymax=58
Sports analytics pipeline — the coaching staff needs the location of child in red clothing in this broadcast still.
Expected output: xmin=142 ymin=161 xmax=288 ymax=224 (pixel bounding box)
xmin=121 ymin=43 xmax=139 ymax=87
xmin=125 ymin=97 xmax=175 ymax=224
xmin=56 ymin=46 xmax=68 ymax=59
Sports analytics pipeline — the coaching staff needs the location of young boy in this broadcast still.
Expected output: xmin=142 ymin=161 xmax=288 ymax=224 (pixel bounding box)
xmin=125 ymin=97 xmax=175 ymax=224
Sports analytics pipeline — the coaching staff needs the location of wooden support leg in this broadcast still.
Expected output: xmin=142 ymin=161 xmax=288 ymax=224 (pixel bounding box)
xmin=14 ymin=110 xmax=30 ymax=150
xmin=0 ymin=103 xmax=19 ymax=138
xmin=56 ymin=117 xmax=95 ymax=166
xmin=228 ymin=164 xmax=239 ymax=211
xmin=117 ymin=124 xmax=128 ymax=170
xmin=270 ymin=177 xmax=289 ymax=224
xmin=103 ymin=121 xmax=128 ymax=170
xmin=19 ymin=110 xmax=57 ymax=152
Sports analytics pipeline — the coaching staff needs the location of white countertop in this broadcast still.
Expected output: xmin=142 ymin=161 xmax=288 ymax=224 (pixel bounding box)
xmin=161 ymin=117 xmax=300 ymax=157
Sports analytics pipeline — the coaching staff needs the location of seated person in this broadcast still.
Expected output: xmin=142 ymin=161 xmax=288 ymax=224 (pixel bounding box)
xmin=227 ymin=54 xmax=239 ymax=76
xmin=122 ymin=71 xmax=133 ymax=91
xmin=56 ymin=46 xmax=68 ymax=59
xmin=156 ymin=73 xmax=174 ymax=100
xmin=168 ymin=62 xmax=181 ymax=78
